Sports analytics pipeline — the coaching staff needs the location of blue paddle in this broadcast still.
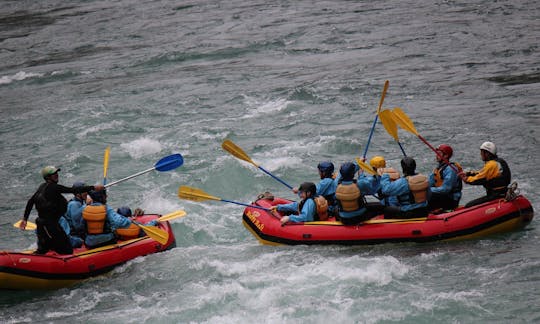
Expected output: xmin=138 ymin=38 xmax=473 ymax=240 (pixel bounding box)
xmin=105 ymin=153 xmax=183 ymax=188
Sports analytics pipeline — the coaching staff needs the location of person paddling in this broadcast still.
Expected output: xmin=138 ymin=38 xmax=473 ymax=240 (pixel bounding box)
xmin=20 ymin=166 xmax=103 ymax=255
xmin=462 ymin=141 xmax=511 ymax=207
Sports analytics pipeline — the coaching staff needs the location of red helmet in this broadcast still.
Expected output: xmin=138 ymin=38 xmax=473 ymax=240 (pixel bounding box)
xmin=437 ymin=144 xmax=453 ymax=158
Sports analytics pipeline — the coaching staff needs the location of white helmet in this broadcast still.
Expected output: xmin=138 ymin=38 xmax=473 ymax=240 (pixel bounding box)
xmin=480 ymin=141 xmax=497 ymax=155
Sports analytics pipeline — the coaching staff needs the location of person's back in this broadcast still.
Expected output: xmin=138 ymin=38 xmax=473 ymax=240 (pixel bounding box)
xmin=380 ymin=157 xmax=430 ymax=218
xmin=315 ymin=161 xmax=338 ymax=215
xmin=64 ymin=181 xmax=88 ymax=236
xmin=83 ymin=189 xmax=131 ymax=248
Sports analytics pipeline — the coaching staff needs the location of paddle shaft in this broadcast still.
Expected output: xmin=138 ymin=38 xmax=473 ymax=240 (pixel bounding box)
xmin=258 ymin=166 xmax=293 ymax=189
xmin=417 ymin=134 xmax=460 ymax=174
xmin=221 ymin=199 xmax=270 ymax=211
xmin=104 ymin=167 xmax=155 ymax=188
xmin=362 ymin=80 xmax=389 ymax=159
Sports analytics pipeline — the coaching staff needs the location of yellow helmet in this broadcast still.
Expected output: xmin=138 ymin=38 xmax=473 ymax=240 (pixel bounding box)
xmin=369 ymin=156 xmax=386 ymax=169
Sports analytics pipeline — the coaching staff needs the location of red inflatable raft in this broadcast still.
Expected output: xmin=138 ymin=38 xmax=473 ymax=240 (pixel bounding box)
xmin=242 ymin=195 xmax=534 ymax=246
xmin=0 ymin=214 xmax=176 ymax=290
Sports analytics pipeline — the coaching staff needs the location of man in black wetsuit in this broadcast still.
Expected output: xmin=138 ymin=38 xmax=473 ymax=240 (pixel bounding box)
xmin=20 ymin=166 xmax=103 ymax=254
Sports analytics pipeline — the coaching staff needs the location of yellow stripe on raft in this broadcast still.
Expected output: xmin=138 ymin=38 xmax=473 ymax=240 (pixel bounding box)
xmin=304 ymin=217 xmax=427 ymax=226
xmin=0 ymin=272 xmax=81 ymax=290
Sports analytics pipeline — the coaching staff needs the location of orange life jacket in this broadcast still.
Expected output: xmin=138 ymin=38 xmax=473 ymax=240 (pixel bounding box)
xmin=406 ymin=174 xmax=429 ymax=203
xmin=82 ymin=205 xmax=107 ymax=234
xmin=335 ymin=182 xmax=364 ymax=212
xmin=379 ymin=167 xmax=400 ymax=181
xmin=115 ymin=223 xmax=140 ymax=240
xmin=433 ymin=162 xmax=463 ymax=187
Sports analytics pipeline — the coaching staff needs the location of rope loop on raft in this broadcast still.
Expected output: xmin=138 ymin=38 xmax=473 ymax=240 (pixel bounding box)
xmin=505 ymin=182 xmax=520 ymax=202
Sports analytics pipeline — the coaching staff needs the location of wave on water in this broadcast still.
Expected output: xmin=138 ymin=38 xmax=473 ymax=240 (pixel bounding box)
xmin=0 ymin=71 xmax=42 ymax=85
xmin=120 ymin=137 xmax=163 ymax=159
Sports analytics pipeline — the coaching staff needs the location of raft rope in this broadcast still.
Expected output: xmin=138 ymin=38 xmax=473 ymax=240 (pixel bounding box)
xmin=505 ymin=182 xmax=520 ymax=202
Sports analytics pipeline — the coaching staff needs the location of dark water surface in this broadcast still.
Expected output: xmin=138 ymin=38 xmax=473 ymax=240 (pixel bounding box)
xmin=1 ymin=0 xmax=539 ymax=323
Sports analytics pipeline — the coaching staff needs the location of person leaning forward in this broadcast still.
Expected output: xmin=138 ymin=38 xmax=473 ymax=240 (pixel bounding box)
xmin=20 ymin=166 xmax=104 ymax=255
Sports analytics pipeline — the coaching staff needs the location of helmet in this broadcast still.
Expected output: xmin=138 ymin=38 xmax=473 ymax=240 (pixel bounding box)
xmin=400 ymin=157 xmax=416 ymax=176
xmin=437 ymin=144 xmax=453 ymax=158
xmin=339 ymin=162 xmax=356 ymax=181
xmin=89 ymin=189 xmax=107 ymax=203
xmin=298 ymin=182 xmax=317 ymax=196
xmin=317 ymin=161 xmax=334 ymax=177
xmin=41 ymin=166 xmax=60 ymax=179
xmin=480 ymin=141 xmax=497 ymax=155
xmin=369 ymin=156 xmax=386 ymax=169
xmin=72 ymin=181 xmax=86 ymax=189
xmin=117 ymin=206 xmax=132 ymax=217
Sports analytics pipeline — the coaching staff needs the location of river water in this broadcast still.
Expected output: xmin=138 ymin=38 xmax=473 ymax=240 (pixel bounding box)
xmin=1 ymin=0 xmax=539 ymax=323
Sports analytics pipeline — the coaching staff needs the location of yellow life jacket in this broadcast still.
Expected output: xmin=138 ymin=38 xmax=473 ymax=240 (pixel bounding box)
xmin=434 ymin=162 xmax=463 ymax=187
xmin=82 ymin=205 xmax=107 ymax=234
xmin=406 ymin=174 xmax=429 ymax=203
xmin=335 ymin=182 xmax=363 ymax=212
xmin=379 ymin=167 xmax=400 ymax=181
xmin=115 ymin=223 xmax=140 ymax=240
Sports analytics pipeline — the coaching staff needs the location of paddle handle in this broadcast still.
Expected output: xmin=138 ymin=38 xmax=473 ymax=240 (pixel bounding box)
xmin=257 ymin=166 xmax=293 ymax=190
xmin=397 ymin=141 xmax=407 ymax=156
xmin=104 ymin=167 xmax=155 ymax=188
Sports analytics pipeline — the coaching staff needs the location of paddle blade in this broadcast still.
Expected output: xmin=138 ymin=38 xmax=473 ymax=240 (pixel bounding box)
xmin=178 ymin=185 xmax=221 ymax=202
xmin=377 ymin=80 xmax=389 ymax=113
xmin=379 ymin=109 xmax=399 ymax=141
xmin=355 ymin=158 xmax=376 ymax=175
xmin=155 ymin=154 xmax=183 ymax=172
xmin=392 ymin=107 xmax=419 ymax=135
xmin=136 ymin=224 xmax=169 ymax=245
xmin=222 ymin=139 xmax=257 ymax=166
xmin=103 ymin=146 xmax=111 ymax=183
xmin=157 ymin=210 xmax=187 ymax=222
xmin=13 ymin=220 xmax=37 ymax=231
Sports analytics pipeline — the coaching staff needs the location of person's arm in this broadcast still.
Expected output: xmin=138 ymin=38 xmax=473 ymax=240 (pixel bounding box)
xmin=276 ymin=202 xmax=299 ymax=213
xmin=288 ymin=199 xmax=316 ymax=223
xmin=57 ymin=184 xmax=102 ymax=194
xmin=22 ymin=193 xmax=36 ymax=221
xmin=432 ymin=168 xmax=457 ymax=194
xmin=380 ymin=175 xmax=407 ymax=196
xmin=106 ymin=206 xmax=132 ymax=230
xmin=465 ymin=161 xmax=499 ymax=185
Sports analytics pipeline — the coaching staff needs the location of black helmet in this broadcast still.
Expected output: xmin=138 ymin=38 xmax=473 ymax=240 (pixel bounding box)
xmin=339 ymin=162 xmax=356 ymax=181
xmin=298 ymin=182 xmax=317 ymax=196
xmin=89 ymin=189 xmax=107 ymax=203
xmin=72 ymin=181 xmax=86 ymax=189
xmin=317 ymin=161 xmax=334 ymax=178
xmin=400 ymin=157 xmax=416 ymax=176
xmin=117 ymin=206 xmax=132 ymax=217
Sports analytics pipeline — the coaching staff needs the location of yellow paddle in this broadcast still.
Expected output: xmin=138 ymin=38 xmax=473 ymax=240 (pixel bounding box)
xmin=222 ymin=139 xmax=293 ymax=189
xmin=355 ymin=158 xmax=376 ymax=175
xmin=378 ymin=109 xmax=407 ymax=156
xmin=13 ymin=220 xmax=37 ymax=231
xmin=156 ymin=210 xmax=187 ymax=222
xmin=390 ymin=108 xmax=460 ymax=174
xmin=178 ymin=185 xmax=270 ymax=211
xmin=103 ymin=146 xmax=111 ymax=185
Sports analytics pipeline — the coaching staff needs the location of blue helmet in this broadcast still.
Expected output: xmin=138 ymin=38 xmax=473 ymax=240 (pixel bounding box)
xmin=339 ymin=162 xmax=356 ymax=181
xmin=317 ymin=161 xmax=334 ymax=178
xmin=72 ymin=181 xmax=86 ymax=189
xmin=117 ymin=206 xmax=132 ymax=217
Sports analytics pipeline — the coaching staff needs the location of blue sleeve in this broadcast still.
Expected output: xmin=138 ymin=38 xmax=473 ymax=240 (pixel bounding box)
xmin=59 ymin=216 xmax=70 ymax=235
xmin=276 ymin=202 xmax=298 ymax=213
xmin=380 ymin=175 xmax=408 ymax=196
xmin=429 ymin=173 xmax=436 ymax=187
xmin=357 ymin=175 xmax=378 ymax=195
xmin=431 ymin=168 xmax=458 ymax=194
xmin=289 ymin=199 xmax=316 ymax=223
xmin=106 ymin=206 xmax=132 ymax=230
xmin=316 ymin=178 xmax=335 ymax=196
